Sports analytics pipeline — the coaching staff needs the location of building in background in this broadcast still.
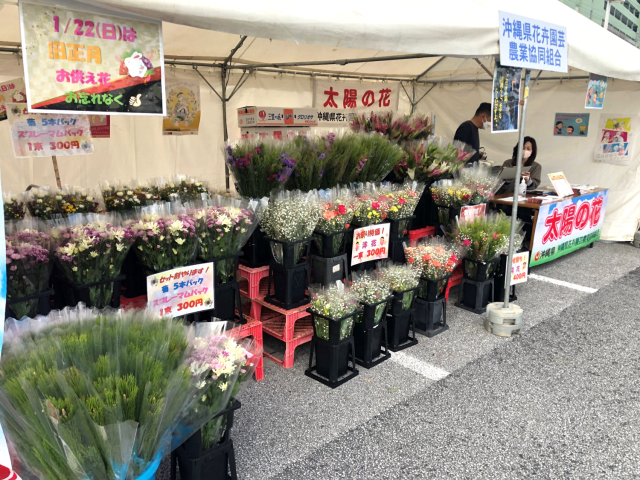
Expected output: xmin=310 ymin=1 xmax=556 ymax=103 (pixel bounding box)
xmin=560 ymin=0 xmax=640 ymax=46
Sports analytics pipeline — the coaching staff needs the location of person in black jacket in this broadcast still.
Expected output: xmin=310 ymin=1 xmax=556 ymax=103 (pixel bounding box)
xmin=454 ymin=102 xmax=492 ymax=165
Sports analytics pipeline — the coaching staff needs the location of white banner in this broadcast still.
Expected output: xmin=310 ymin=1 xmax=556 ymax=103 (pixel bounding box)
xmin=313 ymin=80 xmax=399 ymax=125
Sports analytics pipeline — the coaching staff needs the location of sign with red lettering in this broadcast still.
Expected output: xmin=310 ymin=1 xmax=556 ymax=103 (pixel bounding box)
xmin=89 ymin=114 xmax=110 ymax=137
xmin=314 ymin=80 xmax=399 ymax=125
xmin=530 ymin=190 xmax=608 ymax=266
xmin=511 ymin=251 xmax=529 ymax=285
xmin=351 ymin=223 xmax=390 ymax=266
xmin=460 ymin=204 xmax=486 ymax=222
xmin=147 ymin=262 xmax=215 ymax=317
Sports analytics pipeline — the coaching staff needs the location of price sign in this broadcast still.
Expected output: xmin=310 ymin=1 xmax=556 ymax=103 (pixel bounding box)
xmin=351 ymin=223 xmax=390 ymax=266
xmin=147 ymin=262 xmax=214 ymax=317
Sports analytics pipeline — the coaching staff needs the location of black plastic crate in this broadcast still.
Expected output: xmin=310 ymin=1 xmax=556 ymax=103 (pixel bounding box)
xmin=436 ymin=205 xmax=461 ymax=227
xmin=354 ymin=320 xmax=390 ymax=369
xmin=388 ymin=285 xmax=420 ymax=315
xmin=388 ymin=238 xmax=408 ymax=263
xmin=241 ymin=228 xmax=271 ymax=268
xmin=414 ymin=297 xmax=448 ymax=337
xmin=418 ymin=275 xmax=452 ymax=302
xmin=192 ymin=280 xmax=244 ymax=324
xmin=264 ymin=262 xmax=310 ymax=310
xmin=265 ymin=236 xmax=313 ymax=268
xmin=55 ymin=274 xmax=125 ymax=309
xmin=309 ymin=308 xmax=358 ymax=344
xmin=463 ymin=257 xmax=500 ymax=282
xmin=311 ymin=254 xmax=348 ymax=287
xmin=6 ymin=289 xmax=54 ymax=319
xmin=389 ymin=216 xmax=415 ymax=242
xmin=456 ymin=277 xmax=494 ymax=314
xmin=386 ymin=309 xmax=418 ymax=351
xmin=412 ymin=190 xmax=438 ymax=229
xmin=172 ymin=400 xmax=240 ymax=480
xmin=305 ymin=335 xmax=358 ymax=388
xmin=120 ymin=249 xmax=147 ymax=298
xmin=313 ymin=229 xmax=350 ymax=258
xmin=356 ymin=296 xmax=392 ymax=329
xmin=209 ymin=252 xmax=243 ymax=285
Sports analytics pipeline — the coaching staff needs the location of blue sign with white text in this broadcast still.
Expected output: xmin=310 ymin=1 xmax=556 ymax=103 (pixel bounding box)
xmin=499 ymin=11 xmax=568 ymax=73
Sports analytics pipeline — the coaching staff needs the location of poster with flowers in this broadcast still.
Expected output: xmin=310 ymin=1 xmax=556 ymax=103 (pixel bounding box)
xmin=351 ymin=223 xmax=389 ymax=266
xmin=162 ymin=79 xmax=200 ymax=135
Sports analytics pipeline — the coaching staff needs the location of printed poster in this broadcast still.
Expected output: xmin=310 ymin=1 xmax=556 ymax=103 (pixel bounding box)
xmin=162 ymin=79 xmax=201 ymax=135
xmin=585 ymin=74 xmax=607 ymax=109
xmin=460 ymin=204 xmax=486 ymax=222
xmin=491 ymin=63 xmax=522 ymax=133
xmin=147 ymin=262 xmax=214 ymax=317
xmin=511 ymin=251 xmax=529 ymax=285
xmin=498 ymin=11 xmax=568 ymax=73
xmin=594 ymin=115 xmax=633 ymax=166
xmin=6 ymin=103 xmax=93 ymax=158
xmin=351 ymin=224 xmax=390 ymax=266
xmin=314 ymin=79 xmax=399 ymax=125
xmin=89 ymin=114 xmax=110 ymax=138
xmin=530 ymin=190 xmax=608 ymax=267
xmin=548 ymin=172 xmax=574 ymax=198
xmin=0 ymin=78 xmax=27 ymax=122
xmin=19 ymin=1 xmax=165 ymax=115
xmin=553 ymin=113 xmax=589 ymax=137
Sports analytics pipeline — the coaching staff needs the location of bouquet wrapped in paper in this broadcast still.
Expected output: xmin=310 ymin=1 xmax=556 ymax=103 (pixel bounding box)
xmin=261 ymin=189 xmax=322 ymax=265
xmin=53 ymin=214 xmax=136 ymax=307
xmin=351 ymin=183 xmax=389 ymax=227
xmin=225 ymin=139 xmax=297 ymax=198
xmin=350 ymin=270 xmax=392 ymax=325
xmin=3 ymin=192 xmax=26 ymax=221
xmin=154 ymin=175 xmax=210 ymax=203
xmin=129 ymin=203 xmax=199 ymax=273
xmin=101 ymin=179 xmax=162 ymax=212
xmin=402 ymin=137 xmax=476 ymax=182
xmin=375 ymin=261 xmax=421 ymax=311
xmin=457 ymin=163 xmax=502 ymax=204
xmin=0 ymin=307 xmax=255 ymax=480
xmin=5 ymin=219 xmax=54 ymax=319
xmin=314 ymin=186 xmax=356 ymax=256
xmin=453 ymin=212 xmax=523 ymax=265
xmin=24 ymin=186 xmax=64 ymax=219
xmin=192 ymin=196 xmax=268 ymax=283
xmin=309 ymin=284 xmax=359 ymax=341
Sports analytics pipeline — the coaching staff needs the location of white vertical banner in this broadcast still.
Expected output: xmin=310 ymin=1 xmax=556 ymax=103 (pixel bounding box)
xmin=313 ymin=80 xmax=399 ymax=125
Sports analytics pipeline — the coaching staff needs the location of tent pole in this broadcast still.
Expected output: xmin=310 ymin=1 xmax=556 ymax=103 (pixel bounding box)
xmin=221 ymin=65 xmax=230 ymax=191
xmin=503 ymin=69 xmax=529 ymax=309
xmin=411 ymin=83 xmax=416 ymax=115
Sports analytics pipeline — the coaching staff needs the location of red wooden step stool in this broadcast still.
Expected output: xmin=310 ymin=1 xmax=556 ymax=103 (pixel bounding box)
xmin=238 ymin=264 xmax=270 ymax=300
xmin=408 ymin=226 xmax=436 ymax=247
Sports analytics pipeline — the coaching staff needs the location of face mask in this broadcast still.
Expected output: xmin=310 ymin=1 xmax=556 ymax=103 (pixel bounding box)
xmin=523 ymin=150 xmax=532 ymax=159
xmin=483 ymin=119 xmax=491 ymax=130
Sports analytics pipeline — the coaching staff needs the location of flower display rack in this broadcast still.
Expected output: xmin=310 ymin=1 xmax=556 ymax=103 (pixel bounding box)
xmin=237 ymin=264 xmax=270 ymax=300
xmin=233 ymin=302 xmax=265 ymax=381
xmin=386 ymin=309 xmax=418 ymax=351
xmin=388 ymin=237 xmax=409 ymax=263
xmin=54 ymin=274 xmax=126 ymax=309
xmin=311 ymin=254 xmax=349 ymax=287
xmin=414 ymin=297 xmax=448 ymax=337
xmin=408 ymin=226 xmax=437 ymax=247
xmin=313 ymin=228 xmax=351 ymax=258
xmin=171 ymin=400 xmax=241 ymax=480
xmin=264 ymin=262 xmax=311 ymax=310
xmin=6 ymin=288 xmax=54 ymax=320
xmin=241 ymin=228 xmax=271 ymax=268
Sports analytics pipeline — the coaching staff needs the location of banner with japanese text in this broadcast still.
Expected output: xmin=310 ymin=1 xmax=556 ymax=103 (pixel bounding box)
xmin=162 ymin=79 xmax=200 ymax=135
xmin=351 ymin=224 xmax=390 ymax=266
xmin=314 ymin=80 xmax=399 ymax=125
xmin=147 ymin=262 xmax=214 ymax=317
xmin=19 ymin=1 xmax=165 ymax=115
xmin=460 ymin=204 xmax=486 ymax=222
xmin=6 ymin=103 xmax=93 ymax=158
xmin=594 ymin=115 xmax=633 ymax=166
xmin=491 ymin=63 xmax=521 ymax=133
xmin=511 ymin=251 xmax=529 ymax=285
xmin=498 ymin=11 xmax=567 ymax=73
xmin=89 ymin=114 xmax=110 ymax=137
xmin=0 ymin=78 xmax=26 ymax=122
xmin=530 ymin=190 xmax=608 ymax=267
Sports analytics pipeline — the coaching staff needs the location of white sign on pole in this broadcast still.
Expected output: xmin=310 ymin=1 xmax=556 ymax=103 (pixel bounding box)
xmin=498 ymin=11 xmax=568 ymax=73
xmin=511 ymin=251 xmax=529 ymax=285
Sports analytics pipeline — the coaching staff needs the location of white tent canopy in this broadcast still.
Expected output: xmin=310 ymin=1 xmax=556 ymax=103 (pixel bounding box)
xmin=0 ymin=0 xmax=639 ymax=240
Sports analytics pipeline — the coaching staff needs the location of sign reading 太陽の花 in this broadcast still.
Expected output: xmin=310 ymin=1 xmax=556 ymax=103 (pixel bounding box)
xmin=19 ymin=1 xmax=165 ymax=115
xmin=313 ymin=79 xmax=399 ymax=125
xmin=163 ymin=79 xmax=200 ymax=135
xmin=498 ymin=11 xmax=568 ymax=73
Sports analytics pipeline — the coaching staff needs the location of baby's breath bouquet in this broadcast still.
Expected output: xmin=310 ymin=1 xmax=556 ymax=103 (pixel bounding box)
xmin=261 ymin=190 xmax=322 ymax=265
xmin=350 ymin=270 xmax=392 ymax=325
xmin=0 ymin=309 xmax=249 ymax=480
xmin=376 ymin=261 xmax=420 ymax=311
xmin=309 ymin=284 xmax=359 ymax=341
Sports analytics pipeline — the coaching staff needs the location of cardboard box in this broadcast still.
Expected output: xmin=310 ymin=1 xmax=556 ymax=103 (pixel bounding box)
xmin=237 ymin=106 xmax=317 ymax=127
xmin=240 ymin=126 xmax=310 ymax=141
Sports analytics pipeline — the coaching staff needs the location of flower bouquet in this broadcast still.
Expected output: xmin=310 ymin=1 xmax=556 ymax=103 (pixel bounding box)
xmin=376 ymin=261 xmax=420 ymax=312
xmin=129 ymin=204 xmax=199 ymax=273
xmin=192 ymin=196 xmax=268 ymax=283
xmin=5 ymin=220 xmax=53 ymax=318
xmin=285 ymin=135 xmax=327 ymax=192
xmin=452 ymin=212 xmax=523 ymax=281
xmin=309 ymin=284 xmax=359 ymax=342
xmin=60 ymin=186 xmax=101 ymax=215
xmin=226 ymin=140 xmax=296 ymax=198
xmin=457 ymin=163 xmax=502 ymax=204
xmin=53 ymin=214 xmax=136 ymax=308
xmin=350 ymin=270 xmax=392 ymax=326
xmin=350 ymin=112 xmax=433 ymax=143
xmin=351 ymin=183 xmax=389 ymax=227
xmin=314 ymin=186 xmax=355 ymax=257
xmin=3 ymin=193 xmax=25 ymax=221
xmin=404 ymin=237 xmax=465 ymax=300
xmin=154 ymin=175 xmax=210 ymax=202
xmin=380 ymin=180 xmax=425 ymax=238
xmin=24 ymin=186 xmax=64 ymax=219
xmin=261 ymin=189 xmax=321 ymax=266
xmin=430 ymin=179 xmax=473 ymax=225
xmin=317 ymin=133 xmax=357 ymax=190
xmin=0 ymin=308 xmax=251 ymax=480
xmin=349 ymin=111 xmax=394 ymax=136
xmin=402 ymin=137 xmax=476 ymax=182
xmin=342 ymin=133 xmax=404 ymax=184
xmin=101 ymin=179 xmax=162 ymax=212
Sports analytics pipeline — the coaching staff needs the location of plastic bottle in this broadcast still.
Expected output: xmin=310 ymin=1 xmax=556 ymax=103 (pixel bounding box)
xmin=519 ymin=177 xmax=527 ymax=196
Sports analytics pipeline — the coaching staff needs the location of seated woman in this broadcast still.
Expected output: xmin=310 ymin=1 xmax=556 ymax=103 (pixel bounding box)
xmin=499 ymin=136 xmax=542 ymax=191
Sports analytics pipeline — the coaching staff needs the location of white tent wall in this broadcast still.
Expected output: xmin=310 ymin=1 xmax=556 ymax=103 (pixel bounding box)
xmin=414 ymin=80 xmax=640 ymax=241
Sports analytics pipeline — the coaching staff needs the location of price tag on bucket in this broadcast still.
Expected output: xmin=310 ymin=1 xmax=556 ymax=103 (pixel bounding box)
xmin=147 ymin=262 xmax=214 ymax=317
xmin=351 ymin=223 xmax=389 ymax=266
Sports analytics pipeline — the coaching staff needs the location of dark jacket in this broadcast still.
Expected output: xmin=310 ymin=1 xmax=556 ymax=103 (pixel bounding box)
xmin=500 ymin=159 xmax=542 ymax=190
